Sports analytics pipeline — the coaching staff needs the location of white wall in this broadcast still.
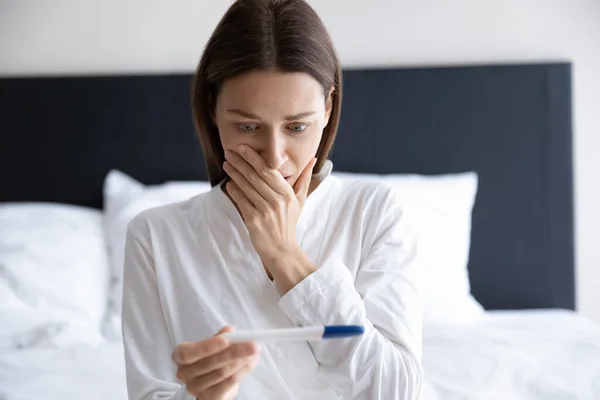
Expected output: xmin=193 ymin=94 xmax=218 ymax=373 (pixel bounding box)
xmin=2 ymin=0 xmax=599 ymax=321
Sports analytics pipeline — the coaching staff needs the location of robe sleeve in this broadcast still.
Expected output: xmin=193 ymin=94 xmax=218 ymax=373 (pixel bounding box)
xmin=278 ymin=188 xmax=422 ymax=399
xmin=121 ymin=217 xmax=195 ymax=400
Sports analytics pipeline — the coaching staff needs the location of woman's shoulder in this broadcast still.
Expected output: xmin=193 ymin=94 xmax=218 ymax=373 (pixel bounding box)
xmin=329 ymin=175 xmax=403 ymax=215
xmin=126 ymin=191 xmax=214 ymax=240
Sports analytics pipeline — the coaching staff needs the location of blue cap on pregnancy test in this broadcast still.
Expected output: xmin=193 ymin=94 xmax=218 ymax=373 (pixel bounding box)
xmin=322 ymin=325 xmax=364 ymax=339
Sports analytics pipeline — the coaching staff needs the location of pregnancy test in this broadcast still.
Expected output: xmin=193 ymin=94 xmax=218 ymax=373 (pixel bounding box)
xmin=222 ymin=325 xmax=364 ymax=343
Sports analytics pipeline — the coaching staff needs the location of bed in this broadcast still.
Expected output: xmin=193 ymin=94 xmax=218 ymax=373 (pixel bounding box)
xmin=0 ymin=310 xmax=598 ymax=400
xmin=2 ymin=62 xmax=599 ymax=400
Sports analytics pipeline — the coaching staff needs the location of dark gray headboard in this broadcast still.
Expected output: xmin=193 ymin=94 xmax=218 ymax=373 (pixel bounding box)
xmin=0 ymin=62 xmax=575 ymax=312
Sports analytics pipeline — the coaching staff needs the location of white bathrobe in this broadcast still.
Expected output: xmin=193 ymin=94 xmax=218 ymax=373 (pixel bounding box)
xmin=122 ymin=169 xmax=422 ymax=400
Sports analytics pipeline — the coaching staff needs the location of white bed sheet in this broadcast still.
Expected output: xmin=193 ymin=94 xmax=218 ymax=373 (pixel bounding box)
xmin=423 ymin=310 xmax=600 ymax=400
xmin=0 ymin=341 xmax=127 ymax=400
xmin=0 ymin=310 xmax=598 ymax=400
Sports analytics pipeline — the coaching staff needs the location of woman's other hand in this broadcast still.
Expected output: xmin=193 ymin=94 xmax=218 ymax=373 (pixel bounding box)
xmin=173 ymin=326 xmax=260 ymax=400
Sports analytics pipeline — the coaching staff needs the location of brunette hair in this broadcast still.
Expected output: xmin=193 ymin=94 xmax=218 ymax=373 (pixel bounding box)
xmin=192 ymin=0 xmax=342 ymax=186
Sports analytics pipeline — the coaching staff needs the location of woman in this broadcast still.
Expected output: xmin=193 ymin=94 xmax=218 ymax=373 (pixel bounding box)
xmin=121 ymin=0 xmax=422 ymax=399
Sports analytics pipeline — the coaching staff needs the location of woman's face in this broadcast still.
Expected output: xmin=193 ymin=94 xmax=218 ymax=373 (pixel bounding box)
xmin=214 ymin=70 xmax=332 ymax=188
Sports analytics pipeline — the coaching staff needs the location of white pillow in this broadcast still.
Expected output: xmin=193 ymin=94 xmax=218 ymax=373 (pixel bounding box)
xmin=0 ymin=202 xmax=109 ymax=350
xmin=332 ymin=171 xmax=485 ymax=325
xmin=102 ymin=170 xmax=212 ymax=340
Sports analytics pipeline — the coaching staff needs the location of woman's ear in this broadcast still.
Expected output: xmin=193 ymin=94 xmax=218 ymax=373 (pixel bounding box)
xmin=324 ymin=87 xmax=334 ymax=125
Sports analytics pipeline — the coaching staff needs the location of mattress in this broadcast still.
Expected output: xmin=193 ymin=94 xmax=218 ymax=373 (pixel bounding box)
xmin=1 ymin=310 xmax=599 ymax=400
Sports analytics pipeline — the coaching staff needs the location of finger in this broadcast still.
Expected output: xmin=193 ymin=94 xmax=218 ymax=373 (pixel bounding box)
xmin=229 ymin=146 xmax=289 ymax=196
xmin=226 ymin=181 xmax=257 ymax=221
xmin=225 ymin=149 xmax=283 ymax=199
xmin=193 ymin=354 xmax=260 ymax=399
xmin=186 ymin=352 xmax=259 ymax=396
xmin=223 ymin=160 xmax=269 ymax=209
xmin=294 ymin=157 xmax=317 ymax=206
xmin=177 ymin=341 xmax=258 ymax=383
xmin=172 ymin=335 xmax=229 ymax=366
xmin=215 ymin=326 xmax=234 ymax=336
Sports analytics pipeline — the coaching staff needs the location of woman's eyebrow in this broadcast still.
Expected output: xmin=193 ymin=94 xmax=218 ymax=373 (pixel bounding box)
xmin=284 ymin=111 xmax=316 ymax=120
xmin=226 ymin=109 xmax=260 ymax=119
xmin=226 ymin=109 xmax=316 ymax=120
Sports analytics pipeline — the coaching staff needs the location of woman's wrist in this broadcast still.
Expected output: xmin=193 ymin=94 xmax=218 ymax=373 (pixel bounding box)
xmin=265 ymin=248 xmax=317 ymax=294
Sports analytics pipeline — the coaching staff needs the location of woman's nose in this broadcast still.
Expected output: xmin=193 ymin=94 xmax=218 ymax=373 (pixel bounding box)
xmin=259 ymin=133 xmax=287 ymax=170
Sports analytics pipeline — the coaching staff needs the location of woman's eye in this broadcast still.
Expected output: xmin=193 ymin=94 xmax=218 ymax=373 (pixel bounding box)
xmin=239 ymin=123 xmax=258 ymax=133
xmin=288 ymin=123 xmax=308 ymax=133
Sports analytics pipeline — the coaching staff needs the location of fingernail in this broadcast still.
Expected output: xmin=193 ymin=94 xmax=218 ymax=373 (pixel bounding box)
xmin=171 ymin=349 xmax=181 ymax=364
xmin=237 ymin=145 xmax=246 ymax=153
xmin=224 ymin=150 xmax=231 ymax=159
